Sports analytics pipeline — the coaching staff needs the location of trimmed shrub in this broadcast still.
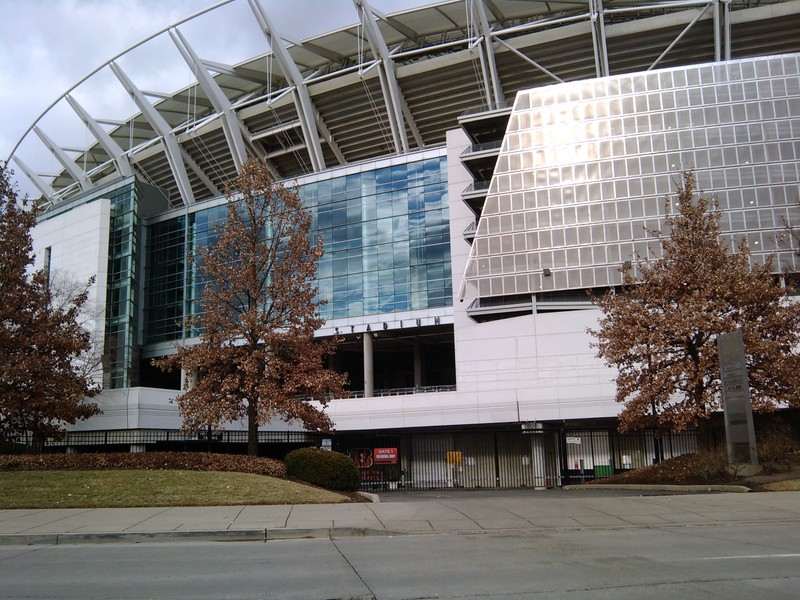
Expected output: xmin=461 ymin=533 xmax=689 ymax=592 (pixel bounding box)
xmin=284 ymin=447 xmax=360 ymax=492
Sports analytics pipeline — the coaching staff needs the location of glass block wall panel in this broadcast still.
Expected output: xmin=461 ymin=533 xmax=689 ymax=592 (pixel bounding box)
xmin=462 ymin=54 xmax=800 ymax=300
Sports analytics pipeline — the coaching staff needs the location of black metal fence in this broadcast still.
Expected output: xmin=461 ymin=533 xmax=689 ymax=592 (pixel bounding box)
xmin=8 ymin=426 xmax=699 ymax=490
xmin=334 ymin=428 xmax=699 ymax=491
xmin=36 ymin=429 xmax=326 ymax=460
xmin=559 ymin=429 xmax=698 ymax=485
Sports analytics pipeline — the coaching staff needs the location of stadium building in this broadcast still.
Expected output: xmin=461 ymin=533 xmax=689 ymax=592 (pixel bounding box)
xmin=8 ymin=0 xmax=800 ymax=489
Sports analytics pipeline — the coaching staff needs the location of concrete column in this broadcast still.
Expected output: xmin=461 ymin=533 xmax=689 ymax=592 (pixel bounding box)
xmin=413 ymin=340 xmax=422 ymax=387
xmin=363 ymin=332 xmax=374 ymax=398
xmin=327 ymin=352 xmax=341 ymax=372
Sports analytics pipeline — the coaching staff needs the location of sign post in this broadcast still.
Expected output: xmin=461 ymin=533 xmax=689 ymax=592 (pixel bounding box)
xmin=717 ymin=330 xmax=758 ymax=466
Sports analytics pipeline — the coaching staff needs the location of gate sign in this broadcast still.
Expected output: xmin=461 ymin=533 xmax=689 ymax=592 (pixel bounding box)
xmin=373 ymin=447 xmax=398 ymax=464
xmin=566 ymin=436 xmax=582 ymax=445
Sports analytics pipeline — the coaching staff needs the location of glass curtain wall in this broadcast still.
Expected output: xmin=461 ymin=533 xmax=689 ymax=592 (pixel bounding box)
xmin=142 ymin=156 xmax=452 ymax=344
xmin=301 ymin=157 xmax=451 ymax=320
xmin=143 ymin=217 xmax=185 ymax=344
xmin=105 ymin=182 xmax=139 ymax=388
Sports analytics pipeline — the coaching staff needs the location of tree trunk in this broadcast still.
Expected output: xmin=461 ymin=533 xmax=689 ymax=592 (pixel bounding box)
xmin=247 ymin=400 xmax=259 ymax=457
xmin=697 ymin=419 xmax=715 ymax=451
xmin=31 ymin=431 xmax=46 ymax=455
xmin=653 ymin=429 xmax=663 ymax=464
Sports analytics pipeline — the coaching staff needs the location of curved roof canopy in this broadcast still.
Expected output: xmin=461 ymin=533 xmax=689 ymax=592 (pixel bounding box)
xmin=9 ymin=0 xmax=800 ymax=209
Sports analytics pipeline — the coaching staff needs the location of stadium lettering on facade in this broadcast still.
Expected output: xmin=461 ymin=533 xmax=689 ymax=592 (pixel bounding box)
xmin=334 ymin=317 xmax=441 ymax=336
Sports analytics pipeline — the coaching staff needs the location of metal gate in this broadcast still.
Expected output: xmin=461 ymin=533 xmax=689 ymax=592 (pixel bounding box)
xmin=560 ymin=429 xmax=698 ymax=484
xmin=337 ymin=427 xmax=698 ymax=491
xmin=340 ymin=430 xmax=561 ymax=491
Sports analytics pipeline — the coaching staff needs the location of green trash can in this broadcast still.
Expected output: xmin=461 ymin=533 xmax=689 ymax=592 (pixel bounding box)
xmin=594 ymin=465 xmax=613 ymax=478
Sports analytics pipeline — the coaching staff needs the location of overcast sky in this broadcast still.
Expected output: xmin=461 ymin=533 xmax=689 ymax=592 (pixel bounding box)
xmin=0 ymin=0 xmax=434 ymax=196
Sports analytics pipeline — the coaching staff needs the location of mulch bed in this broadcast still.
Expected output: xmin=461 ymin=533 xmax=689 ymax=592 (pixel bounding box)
xmin=590 ymin=453 xmax=734 ymax=485
xmin=592 ymin=451 xmax=800 ymax=486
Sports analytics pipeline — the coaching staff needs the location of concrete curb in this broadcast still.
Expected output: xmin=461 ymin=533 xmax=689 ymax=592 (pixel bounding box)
xmin=264 ymin=527 xmax=399 ymax=540
xmin=564 ymin=483 xmax=752 ymax=493
xmin=0 ymin=527 xmax=405 ymax=546
xmin=0 ymin=529 xmax=266 ymax=546
xmin=6 ymin=516 xmax=793 ymax=546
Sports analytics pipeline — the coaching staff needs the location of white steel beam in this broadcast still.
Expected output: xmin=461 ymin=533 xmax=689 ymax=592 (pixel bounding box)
xmin=170 ymin=28 xmax=249 ymax=172
xmin=178 ymin=146 xmax=222 ymax=197
xmin=65 ymin=95 xmax=133 ymax=178
xmin=142 ymin=90 xmax=175 ymax=100
xmin=471 ymin=0 xmax=505 ymax=109
xmin=590 ymin=0 xmax=610 ymax=78
xmin=368 ymin=6 xmax=419 ymax=43
xmin=248 ymin=0 xmax=326 ymax=172
xmin=647 ymin=1 xmax=713 ymax=71
xmin=314 ymin=112 xmax=346 ymax=165
xmin=33 ymin=126 xmax=90 ymax=192
xmin=483 ymin=0 xmax=504 ymax=24
xmin=12 ymin=156 xmax=56 ymax=202
xmin=723 ymin=0 xmax=731 ymax=60
xmin=714 ymin=0 xmax=722 ymax=61
xmin=280 ymin=34 xmax=348 ymax=63
xmin=492 ymin=38 xmax=564 ymax=84
xmin=353 ymin=0 xmax=418 ymax=153
xmin=202 ymin=59 xmax=266 ymax=84
xmin=110 ymin=61 xmax=196 ymax=205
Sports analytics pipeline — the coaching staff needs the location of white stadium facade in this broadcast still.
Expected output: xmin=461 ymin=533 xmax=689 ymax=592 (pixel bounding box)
xmin=7 ymin=0 xmax=800 ymax=489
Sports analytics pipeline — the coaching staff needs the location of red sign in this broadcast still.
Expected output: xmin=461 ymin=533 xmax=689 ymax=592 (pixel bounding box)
xmin=373 ymin=447 xmax=398 ymax=464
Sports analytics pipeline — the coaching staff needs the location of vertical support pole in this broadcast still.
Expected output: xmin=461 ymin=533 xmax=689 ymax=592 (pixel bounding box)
xmin=723 ymin=0 xmax=731 ymax=61
xmin=718 ymin=330 xmax=759 ymax=466
xmin=493 ymin=431 xmax=501 ymax=488
xmin=589 ymin=0 xmax=609 ymax=78
xmin=558 ymin=428 xmax=568 ymax=486
xmin=413 ymin=340 xmax=422 ymax=387
xmin=363 ymin=332 xmax=374 ymax=398
xmin=713 ymin=0 xmax=721 ymax=62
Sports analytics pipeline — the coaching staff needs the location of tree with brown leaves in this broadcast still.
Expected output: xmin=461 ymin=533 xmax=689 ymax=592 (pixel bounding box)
xmin=590 ymin=172 xmax=800 ymax=435
xmin=156 ymin=159 xmax=346 ymax=456
xmin=0 ymin=163 xmax=100 ymax=449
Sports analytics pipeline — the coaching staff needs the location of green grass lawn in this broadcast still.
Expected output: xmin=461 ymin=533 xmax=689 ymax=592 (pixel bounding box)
xmin=0 ymin=470 xmax=352 ymax=509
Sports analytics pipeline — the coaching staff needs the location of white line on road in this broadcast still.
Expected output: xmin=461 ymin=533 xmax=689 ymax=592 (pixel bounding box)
xmin=701 ymin=554 xmax=800 ymax=560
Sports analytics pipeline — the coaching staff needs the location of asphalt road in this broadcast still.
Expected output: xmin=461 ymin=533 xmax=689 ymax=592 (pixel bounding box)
xmin=2 ymin=521 xmax=798 ymax=599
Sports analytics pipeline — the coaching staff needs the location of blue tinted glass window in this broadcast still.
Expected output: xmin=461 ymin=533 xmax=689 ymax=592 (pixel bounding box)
xmin=164 ymin=157 xmax=451 ymax=327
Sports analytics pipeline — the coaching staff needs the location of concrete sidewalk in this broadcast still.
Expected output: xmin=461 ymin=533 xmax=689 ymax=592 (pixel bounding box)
xmin=2 ymin=489 xmax=799 ymax=546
